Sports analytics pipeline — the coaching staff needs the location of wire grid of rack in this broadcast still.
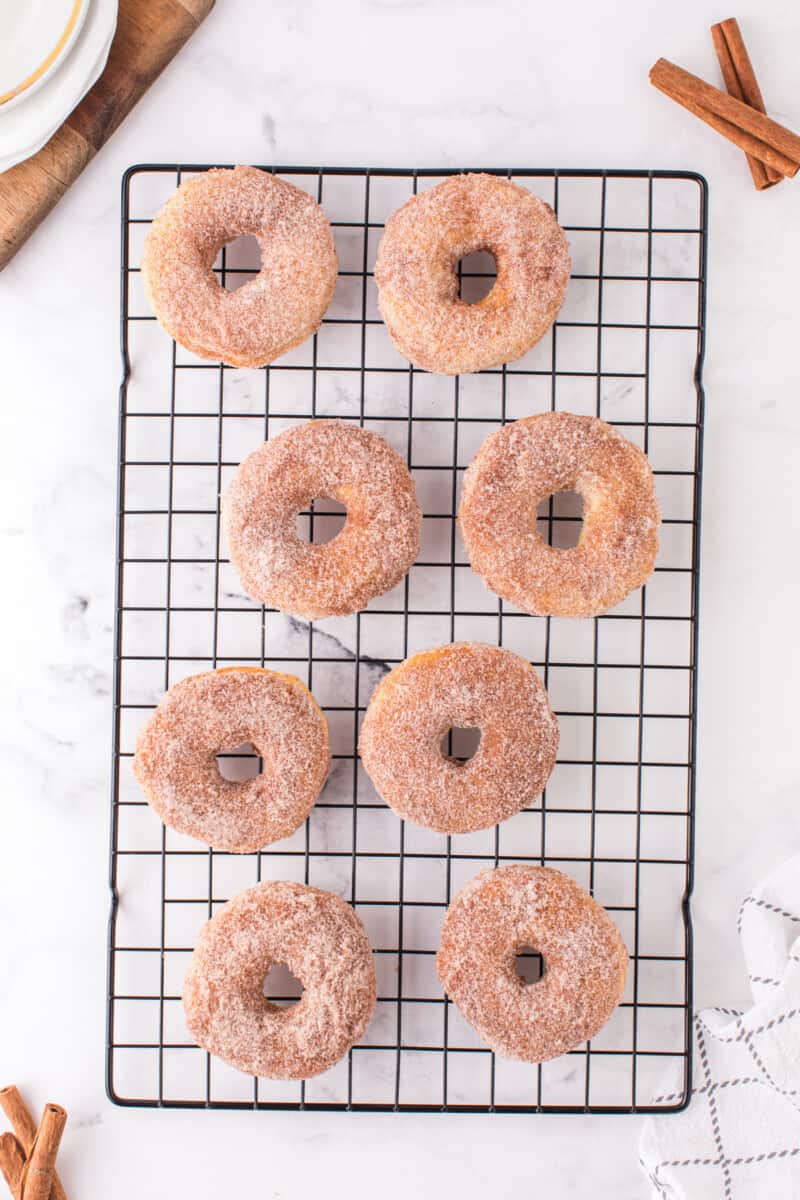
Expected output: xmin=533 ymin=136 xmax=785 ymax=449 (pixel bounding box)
xmin=108 ymin=164 xmax=707 ymax=1114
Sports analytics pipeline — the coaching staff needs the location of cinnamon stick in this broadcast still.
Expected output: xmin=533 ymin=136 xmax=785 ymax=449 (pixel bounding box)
xmin=651 ymin=78 xmax=797 ymax=178
xmin=0 ymin=1134 xmax=24 ymax=1200
xmin=650 ymin=58 xmax=800 ymax=178
xmin=0 ymin=1091 xmax=36 ymax=1153
xmin=711 ymin=18 xmax=782 ymax=189
xmin=20 ymin=1107 xmax=66 ymax=1200
xmin=0 ymin=1090 xmax=67 ymax=1200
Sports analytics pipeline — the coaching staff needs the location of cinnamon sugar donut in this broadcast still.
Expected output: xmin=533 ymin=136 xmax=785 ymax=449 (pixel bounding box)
xmin=459 ymin=412 xmax=660 ymax=618
xmin=437 ymin=865 xmax=628 ymax=1062
xmin=141 ymin=166 xmax=337 ymax=367
xmin=358 ymin=643 xmax=558 ymax=834
xmin=133 ymin=667 xmax=329 ymax=853
xmin=222 ymin=420 xmax=422 ymax=619
xmin=184 ymin=881 xmax=377 ymax=1079
xmin=374 ymin=173 xmax=570 ymax=375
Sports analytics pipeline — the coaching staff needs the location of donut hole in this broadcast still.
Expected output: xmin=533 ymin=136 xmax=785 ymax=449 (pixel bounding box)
xmin=440 ymin=725 xmax=482 ymax=764
xmin=296 ymin=498 xmax=348 ymax=545
xmin=515 ymin=945 xmax=545 ymax=985
xmin=457 ymin=249 xmax=497 ymax=304
xmin=216 ymin=741 xmax=261 ymax=782
xmin=263 ymin=962 xmax=304 ymax=1009
xmin=536 ymin=489 xmax=584 ymax=549
xmin=217 ymin=233 xmax=262 ymax=291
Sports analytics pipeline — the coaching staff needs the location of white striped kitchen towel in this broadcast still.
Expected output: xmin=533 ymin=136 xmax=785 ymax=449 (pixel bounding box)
xmin=640 ymin=854 xmax=800 ymax=1198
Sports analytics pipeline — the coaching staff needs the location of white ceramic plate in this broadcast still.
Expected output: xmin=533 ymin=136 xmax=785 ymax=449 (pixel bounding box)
xmin=0 ymin=19 xmax=108 ymax=175
xmin=0 ymin=0 xmax=117 ymax=171
xmin=0 ymin=0 xmax=91 ymax=111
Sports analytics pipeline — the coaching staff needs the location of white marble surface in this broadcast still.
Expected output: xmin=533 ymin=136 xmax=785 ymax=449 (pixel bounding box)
xmin=1 ymin=1 xmax=800 ymax=1196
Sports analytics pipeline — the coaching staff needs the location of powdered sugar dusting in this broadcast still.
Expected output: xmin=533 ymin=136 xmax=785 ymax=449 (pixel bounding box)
xmin=459 ymin=411 xmax=661 ymax=617
xmin=133 ymin=668 xmax=330 ymax=853
xmin=184 ymin=881 xmax=377 ymax=1079
xmin=222 ymin=419 xmax=422 ymax=619
xmin=375 ymin=173 xmax=571 ymax=375
xmin=359 ymin=642 xmax=558 ymax=833
xmin=141 ymin=166 xmax=337 ymax=367
xmin=437 ymin=865 xmax=629 ymax=1062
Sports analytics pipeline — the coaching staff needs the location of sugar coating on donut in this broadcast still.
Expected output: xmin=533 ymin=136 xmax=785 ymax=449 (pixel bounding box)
xmin=459 ymin=411 xmax=660 ymax=617
xmin=141 ymin=166 xmax=338 ymax=368
xmin=133 ymin=668 xmax=330 ymax=852
xmin=222 ymin=419 xmax=422 ymax=619
xmin=359 ymin=642 xmax=558 ymax=833
xmin=437 ymin=865 xmax=628 ymax=1062
xmin=375 ymin=173 xmax=570 ymax=375
xmin=184 ymin=881 xmax=377 ymax=1079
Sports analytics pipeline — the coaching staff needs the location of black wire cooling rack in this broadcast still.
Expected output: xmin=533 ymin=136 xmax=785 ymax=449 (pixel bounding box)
xmin=108 ymin=164 xmax=707 ymax=1114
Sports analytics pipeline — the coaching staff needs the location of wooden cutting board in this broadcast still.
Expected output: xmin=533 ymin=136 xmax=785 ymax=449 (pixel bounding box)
xmin=0 ymin=0 xmax=215 ymax=270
